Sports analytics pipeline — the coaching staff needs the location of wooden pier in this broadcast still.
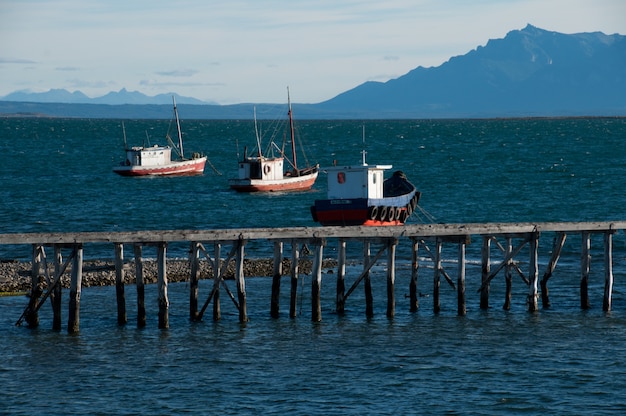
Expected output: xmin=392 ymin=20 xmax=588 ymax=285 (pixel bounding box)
xmin=2 ymin=221 xmax=625 ymax=333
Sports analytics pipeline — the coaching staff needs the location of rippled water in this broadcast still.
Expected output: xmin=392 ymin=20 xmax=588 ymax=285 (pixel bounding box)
xmin=2 ymin=117 xmax=626 ymax=414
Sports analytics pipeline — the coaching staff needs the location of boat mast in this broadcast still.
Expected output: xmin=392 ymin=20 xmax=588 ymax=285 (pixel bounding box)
xmin=287 ymin=87 xmax=298 ymax=172
xmin=254 ymin=106 xmax=262 ymax=158
xmin=173 ymin=96 xmax=184 ymax=158
xmin=121 ymin=121 xmax=128 ymax=150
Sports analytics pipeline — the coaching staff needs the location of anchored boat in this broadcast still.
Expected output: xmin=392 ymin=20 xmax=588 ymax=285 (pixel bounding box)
xmin=228 ymin=88 xmax=319 ymax=192
xmin=311 ymin=149 xmax=420 ymax=226
xmin=113 ymin=97 xmax=207 ymax=177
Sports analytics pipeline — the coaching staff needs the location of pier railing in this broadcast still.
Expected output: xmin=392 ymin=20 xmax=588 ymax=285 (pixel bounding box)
xmin=2 ymin=221 xmax=625 ymax=333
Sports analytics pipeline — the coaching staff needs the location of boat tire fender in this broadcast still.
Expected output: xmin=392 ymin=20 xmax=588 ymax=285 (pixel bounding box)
xmin=378 ymin=206 xmax=388 ymax=222
xmin=264 ymin=165 xmax=271 ymax=174
xmin=386 ymin=207 xmax=395 ymax=222
xmin=368 ymin=206 xmax=379 ymax=220
xmin=399 ymin=209 xmax=408 ymax=223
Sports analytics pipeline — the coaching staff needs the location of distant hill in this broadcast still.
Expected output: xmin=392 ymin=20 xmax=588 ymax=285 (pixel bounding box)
xmin=1 ymin=25 xmax=624 ymax=119
xmin=1 ymin=88 xmax=213 ymax=105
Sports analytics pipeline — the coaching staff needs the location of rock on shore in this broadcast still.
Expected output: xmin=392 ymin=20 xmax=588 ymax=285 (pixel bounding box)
xmin=0 ymin=258 xmax=337 ymax=294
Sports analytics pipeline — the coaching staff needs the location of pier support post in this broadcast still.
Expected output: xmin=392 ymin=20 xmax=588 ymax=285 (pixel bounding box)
xmin=410 ymin=239 xmax=419 ymax=312
xmin=457 ymin=240 xmax=466 ymax=316
xmin=603 ymin=231 xmax=614 ymax=312
xmin=433 ymin=238 xmax=442 ymax=314
xmin=289 ymin=242 xmax=299 ymax=318
xmin=311 ymin=239 xmax=325 ymax=322
xmin=134 ymin=244 xmax=146 ymax=328
xmin=25 ymin=244 xmax=44 ymax=328
xmin=336 ymin=239 xmax=346 ymax=314
xmin=540 ymin=233 xmax=567 ymax=309
xmin=580 ymin=232 xmax=591 ymax=310
xmin=270 ymin=241 xmax=283 ymax=318
xmin=528 ymin=233 xmax=539 ymax=312
xmin=157 ymin=242 xmax=169 ymax=329
xmin=189 ymin=242 xmax=200 ymax=321
xmin=67 ymin=244 xmax=83 ymax=334
xmin=504 ymin=238 xmax=513 ymax=311
xmin=235 ymin=239 xmax=248 ymax=323
xmin=212 ymin=243 xmax=221 ymax=321
xmin=386 ymin=238 xmax=397 ymax=318
xmin=480 ymin=236 xmax=491 ymax=310
xmin=52 ymin=246 xmax=62 ymax=330
xmin=364 ymin=241 xmax=373 ymax=318
xmin=114 ymin=243 xmax=127 ymax=325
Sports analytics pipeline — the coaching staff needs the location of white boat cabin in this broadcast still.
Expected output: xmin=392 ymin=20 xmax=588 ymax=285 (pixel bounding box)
xmin=237 ymin=157 xmax=284 ymax=180
xmin=125 ymin=145 xmax=172 ymax=167
xmin=324 ymin=163 xmax=392 ymax=199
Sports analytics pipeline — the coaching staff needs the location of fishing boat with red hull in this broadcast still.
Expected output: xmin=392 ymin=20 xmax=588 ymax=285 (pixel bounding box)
xmin=113 ymin=97 xmax=207 ymax=177
xmin=228 ymin=88 xmax=318 ymax=192
xmin=311 ymin=151 xmax=420 ymax=226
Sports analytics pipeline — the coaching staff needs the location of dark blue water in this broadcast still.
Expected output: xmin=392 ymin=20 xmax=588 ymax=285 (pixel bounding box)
xmin=2 ymin=117 xmax=626 ymax=414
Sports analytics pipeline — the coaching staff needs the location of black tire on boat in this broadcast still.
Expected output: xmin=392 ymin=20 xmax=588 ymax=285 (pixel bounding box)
xmin=410 ymin=194 xmax=418 ymax=211
xmin=368 ymin=206 xmax=379 ymax=220
xmin=386 ymin=207 xmax=395 ymax=222
xmin=399 ymin=209 xmax=408 ymax=223
xmin=378 ymin=206 xmax=388 ymax=222
xmin=394 ymin=207 xmax=402 ymax=221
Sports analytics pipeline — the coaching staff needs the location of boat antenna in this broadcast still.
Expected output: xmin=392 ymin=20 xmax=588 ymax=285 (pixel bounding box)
xmin=172 ymin=96 xmax=184 ymax=158
xmin=287 ymin=86 xmax=298 ymax=172
xmin=361 ymin=124 xmax=367 ymax=165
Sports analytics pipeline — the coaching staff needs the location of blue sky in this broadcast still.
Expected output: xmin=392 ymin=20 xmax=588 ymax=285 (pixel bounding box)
xmin=1 ymin=0 xmax=624 ymax=104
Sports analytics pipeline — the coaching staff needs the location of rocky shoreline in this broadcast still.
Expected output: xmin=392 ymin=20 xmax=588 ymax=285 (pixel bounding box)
xmin=0 ymin=257 xmax=338 ymax=295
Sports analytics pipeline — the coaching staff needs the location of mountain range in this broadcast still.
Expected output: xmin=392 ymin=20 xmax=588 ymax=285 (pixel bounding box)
xmin=1 ymin=24 xmax=624 ymax=119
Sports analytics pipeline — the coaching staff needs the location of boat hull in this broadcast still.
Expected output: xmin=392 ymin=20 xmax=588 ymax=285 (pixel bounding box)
xmin=311 ymin=192 xmax=421 ymax=226
xmin=229 ymin=171 xmax=318 ymax=192
xmin=113 ymin=157 xmax=207 ymax=177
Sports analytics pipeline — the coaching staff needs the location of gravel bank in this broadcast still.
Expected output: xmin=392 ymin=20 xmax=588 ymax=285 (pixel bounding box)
xmin=0 ymin=258 xmax=337 ymax=294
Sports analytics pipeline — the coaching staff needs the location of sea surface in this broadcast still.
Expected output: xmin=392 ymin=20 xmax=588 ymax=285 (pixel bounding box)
xmin=1 ymin=116 xmax=626 ymax=414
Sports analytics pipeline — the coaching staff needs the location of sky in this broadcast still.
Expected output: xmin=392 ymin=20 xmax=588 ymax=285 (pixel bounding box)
xmin=1 ymin=0 xmax=625 ymax=105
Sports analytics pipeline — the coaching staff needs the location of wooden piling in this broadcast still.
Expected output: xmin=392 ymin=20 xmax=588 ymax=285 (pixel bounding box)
xmin=114 ymin=243 xmax=127 ymax=325
xmin=540 ymin=232 xmax=567 ymax=309
xmin=504 ymin=238 xmax=513 ymax=311
xmin=433 ymin=238 xmax=442 ymax=314
xmin=235 ymin=239 xmax=248 ymax=323
xmin=270 ymin=241 xmax=283 ymax=318
xmin=410 ymin=239 xmax=419 ymax=312
xmin=67 ymin=244 xmax=83 ymax=334
xmin=386 ymin=239 xmax=397 ymax=318
xmin=457 ymin=240 xmax=466 ymax=316
xmin=364 ymin=241 xmax=373 ymax=318
xmin=603 ymin=231 xmax=614 ymax=312
xmin=289 ymin=242 xmax=299 ymax=319
xmin=134 ymin=244 xmax=146 ymax=328
xmin=157 ymin=242 xmax=169 ymax=329
xmin=480 ymin=236 xmax=491 ymax=310
xmin=336 ymin=239 xmax=346 ymax=314
xmin=580 ymin=232 xmax=591 ymax=310
xmin=311 ymin=239 xmax=325 ymax=322
xmin=528 ymin=233 xmax=539 ymax=312
xmin=25 ymin=244 xmax=43 ymax=328
xmin=189 ymin=242 xmax=200 ymax=321
xmin=212 ymin=243 xmax=221 ymax=321
xmin=52 ymin=246 xmax=62 ymax=330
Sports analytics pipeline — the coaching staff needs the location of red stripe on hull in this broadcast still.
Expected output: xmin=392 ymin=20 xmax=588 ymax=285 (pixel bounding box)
xmin=229 ymin=174 xmax=317 ymax=192
xmin=314 ymin=208 xmax=407 ymax=226
xmin=113 ymin=158 xmax=206 ymax=177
